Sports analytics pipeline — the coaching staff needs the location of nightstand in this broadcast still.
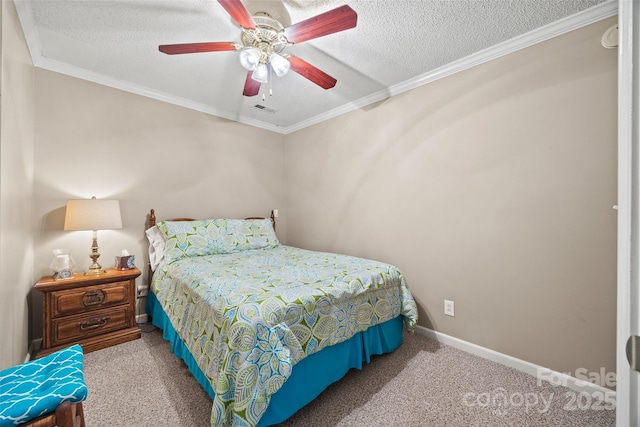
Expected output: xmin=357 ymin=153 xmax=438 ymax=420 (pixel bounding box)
xmin=35 ymin=268 xmax=141 ymax=357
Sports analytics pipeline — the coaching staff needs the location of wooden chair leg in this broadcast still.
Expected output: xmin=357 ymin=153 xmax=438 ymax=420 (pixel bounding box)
xmin=75 ymin=402 xmax=84 ymax=427
xmin=20 ymin=401 xmax=84 ymax=427
xmin=53 ymin=401 xmax=84 ymax=427
xmin=54 ymin=402 xmax=73 ymax=427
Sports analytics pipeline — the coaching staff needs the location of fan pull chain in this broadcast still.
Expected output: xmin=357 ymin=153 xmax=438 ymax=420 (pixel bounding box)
xmin=261 ymin=65 xmax=273 ymax=102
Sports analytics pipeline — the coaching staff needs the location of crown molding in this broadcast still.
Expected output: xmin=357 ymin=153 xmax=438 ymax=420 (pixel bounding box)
xmin=282 ymin=0 xmax=618 ymax=134
xmin=15 ymin=0 xmax=618 ymax=135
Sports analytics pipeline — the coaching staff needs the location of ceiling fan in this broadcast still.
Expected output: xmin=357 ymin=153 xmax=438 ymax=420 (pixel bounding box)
xmin=159 ymin=0 xmax=358 ymax=97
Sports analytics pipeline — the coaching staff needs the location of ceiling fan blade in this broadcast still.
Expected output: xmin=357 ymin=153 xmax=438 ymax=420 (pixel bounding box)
xmin=159 ymin=42 xmax=237 ymax=55
xmin=217 ymin=0 xmax=256 ymax=29
xmin=284 ymin=5 xmax=357 ymax=44
xmin=288 ymin=56 xmax=337 ymax=90
xmin=243 ymin=72 xmax=261 ymax=96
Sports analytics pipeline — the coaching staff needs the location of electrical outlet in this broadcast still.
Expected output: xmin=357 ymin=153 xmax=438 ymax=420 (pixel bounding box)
xmin=273 ymin=209 xmax=279 ymax=218
xmin=137 ymin=285 xmax=149 ymax=298
xmin=444 ymin=300 xmax=455 ymax=317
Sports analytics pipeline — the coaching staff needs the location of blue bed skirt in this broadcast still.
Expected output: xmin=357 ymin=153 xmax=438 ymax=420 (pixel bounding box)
xmin=146 ymin=291 xmax=404 ymax=426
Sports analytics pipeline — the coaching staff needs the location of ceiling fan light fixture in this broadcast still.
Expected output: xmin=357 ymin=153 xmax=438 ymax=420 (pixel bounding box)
xmin=239 ymin=47 xmax=261 ymax=71
xmin=270 ymin=53 xmax=290 ymax=77
xmin=252 ymin=62 xmax=269 ymax=83
xmin=159 ymin=2 xmax=358 ymax=98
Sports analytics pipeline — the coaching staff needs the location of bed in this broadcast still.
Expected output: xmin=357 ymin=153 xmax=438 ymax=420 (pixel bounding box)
xmin=145 ymin=209 xmax=418 ymax=426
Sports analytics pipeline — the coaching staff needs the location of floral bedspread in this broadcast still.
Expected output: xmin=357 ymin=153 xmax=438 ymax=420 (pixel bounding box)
xmin=151 ymin=245 xmax=418 ymax=427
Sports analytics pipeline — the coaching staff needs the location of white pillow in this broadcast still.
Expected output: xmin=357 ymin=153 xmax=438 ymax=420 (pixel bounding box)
xmin=145 ymin=225 xmax=165 ymax=271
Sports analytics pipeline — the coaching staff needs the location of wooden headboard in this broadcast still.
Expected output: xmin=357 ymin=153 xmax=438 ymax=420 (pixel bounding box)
xmin=147 ymin=209 xmax=276 ymax=230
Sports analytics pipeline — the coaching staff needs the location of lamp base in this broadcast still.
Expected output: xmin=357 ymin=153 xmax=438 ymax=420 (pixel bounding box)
xmin=85 ymin=260 xmax=105 ymax=275
xmin=86 ymin=234 xmax=105 ymax=275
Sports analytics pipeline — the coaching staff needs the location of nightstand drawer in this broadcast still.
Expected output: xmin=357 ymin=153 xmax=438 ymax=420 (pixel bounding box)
xmin=52 ymin=306 xmax=132 ymax=345
xmin=36 ymin=268 xmax=141 ymax=356
xmin=51 ymin=280 xmax=131 ymax=317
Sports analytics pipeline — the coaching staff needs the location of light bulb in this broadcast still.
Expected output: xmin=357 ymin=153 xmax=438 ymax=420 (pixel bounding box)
xmin=239 ymin=47 xmax=260 ymax=71
xmin=270 ymin=53 xmax=290 ymax=77
xmin=252 ymin=62 xmax=269 ymax=83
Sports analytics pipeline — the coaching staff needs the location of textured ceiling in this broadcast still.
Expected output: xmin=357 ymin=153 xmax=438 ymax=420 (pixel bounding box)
xmin=16 ymin=0 xmax=616 ymax=134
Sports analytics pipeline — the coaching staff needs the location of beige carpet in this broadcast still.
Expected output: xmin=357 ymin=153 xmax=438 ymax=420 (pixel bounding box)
xmin=82 ymin=326 xmax=615 ymax=426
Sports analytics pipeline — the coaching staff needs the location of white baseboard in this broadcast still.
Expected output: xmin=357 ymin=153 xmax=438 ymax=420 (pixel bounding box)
xmin=24 ymin=338 xmax=42 ymax=363
xmin=136 ymin=313 xmax=149 ymax=324
xmin=414 ymin=325 xmax=615 ymax=401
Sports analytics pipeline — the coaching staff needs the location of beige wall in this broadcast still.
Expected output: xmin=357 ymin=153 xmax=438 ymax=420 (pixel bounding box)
xmin=0 ymin=0 xmax=35 ymax=369
xmin=285 ymin=17 xmax=618 ymax=378
xmin=1 ymin=5 xmax=617 ymax=382
xmin=31 ymin=70 xmax=286 ymax=338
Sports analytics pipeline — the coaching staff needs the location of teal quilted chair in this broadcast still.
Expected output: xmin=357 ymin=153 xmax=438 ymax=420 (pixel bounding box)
xmin=0 ymin=344 xmax=87 ymax=427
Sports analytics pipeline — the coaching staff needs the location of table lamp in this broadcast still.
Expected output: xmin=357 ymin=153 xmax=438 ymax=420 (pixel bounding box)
xmin=64 ymin=197 xmax=122 ymax=275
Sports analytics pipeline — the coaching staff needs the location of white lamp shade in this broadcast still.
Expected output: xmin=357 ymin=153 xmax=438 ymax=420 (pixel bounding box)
xmin=239 ymin=47 xmax=261 ymax=71
xmin=64 ymin=199 xmax=123 ymax=231
xmin=270 ymin=53 xmax=290 ymax=77
xmin=252 ymin=62 xmax=269 ymax=83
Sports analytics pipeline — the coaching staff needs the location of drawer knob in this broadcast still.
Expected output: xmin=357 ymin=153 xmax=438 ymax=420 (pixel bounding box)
xmin=78 ymin=316 xmax=109 ymax=331
xmin=83 ymin=290 xmax=105 ymax=307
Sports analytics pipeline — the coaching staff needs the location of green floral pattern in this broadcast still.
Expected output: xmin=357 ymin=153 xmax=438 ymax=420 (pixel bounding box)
xmin=151 ymin=245 xmax=418 ymax=427
xmin=157 ymin=218 xmax=279 ymax=263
